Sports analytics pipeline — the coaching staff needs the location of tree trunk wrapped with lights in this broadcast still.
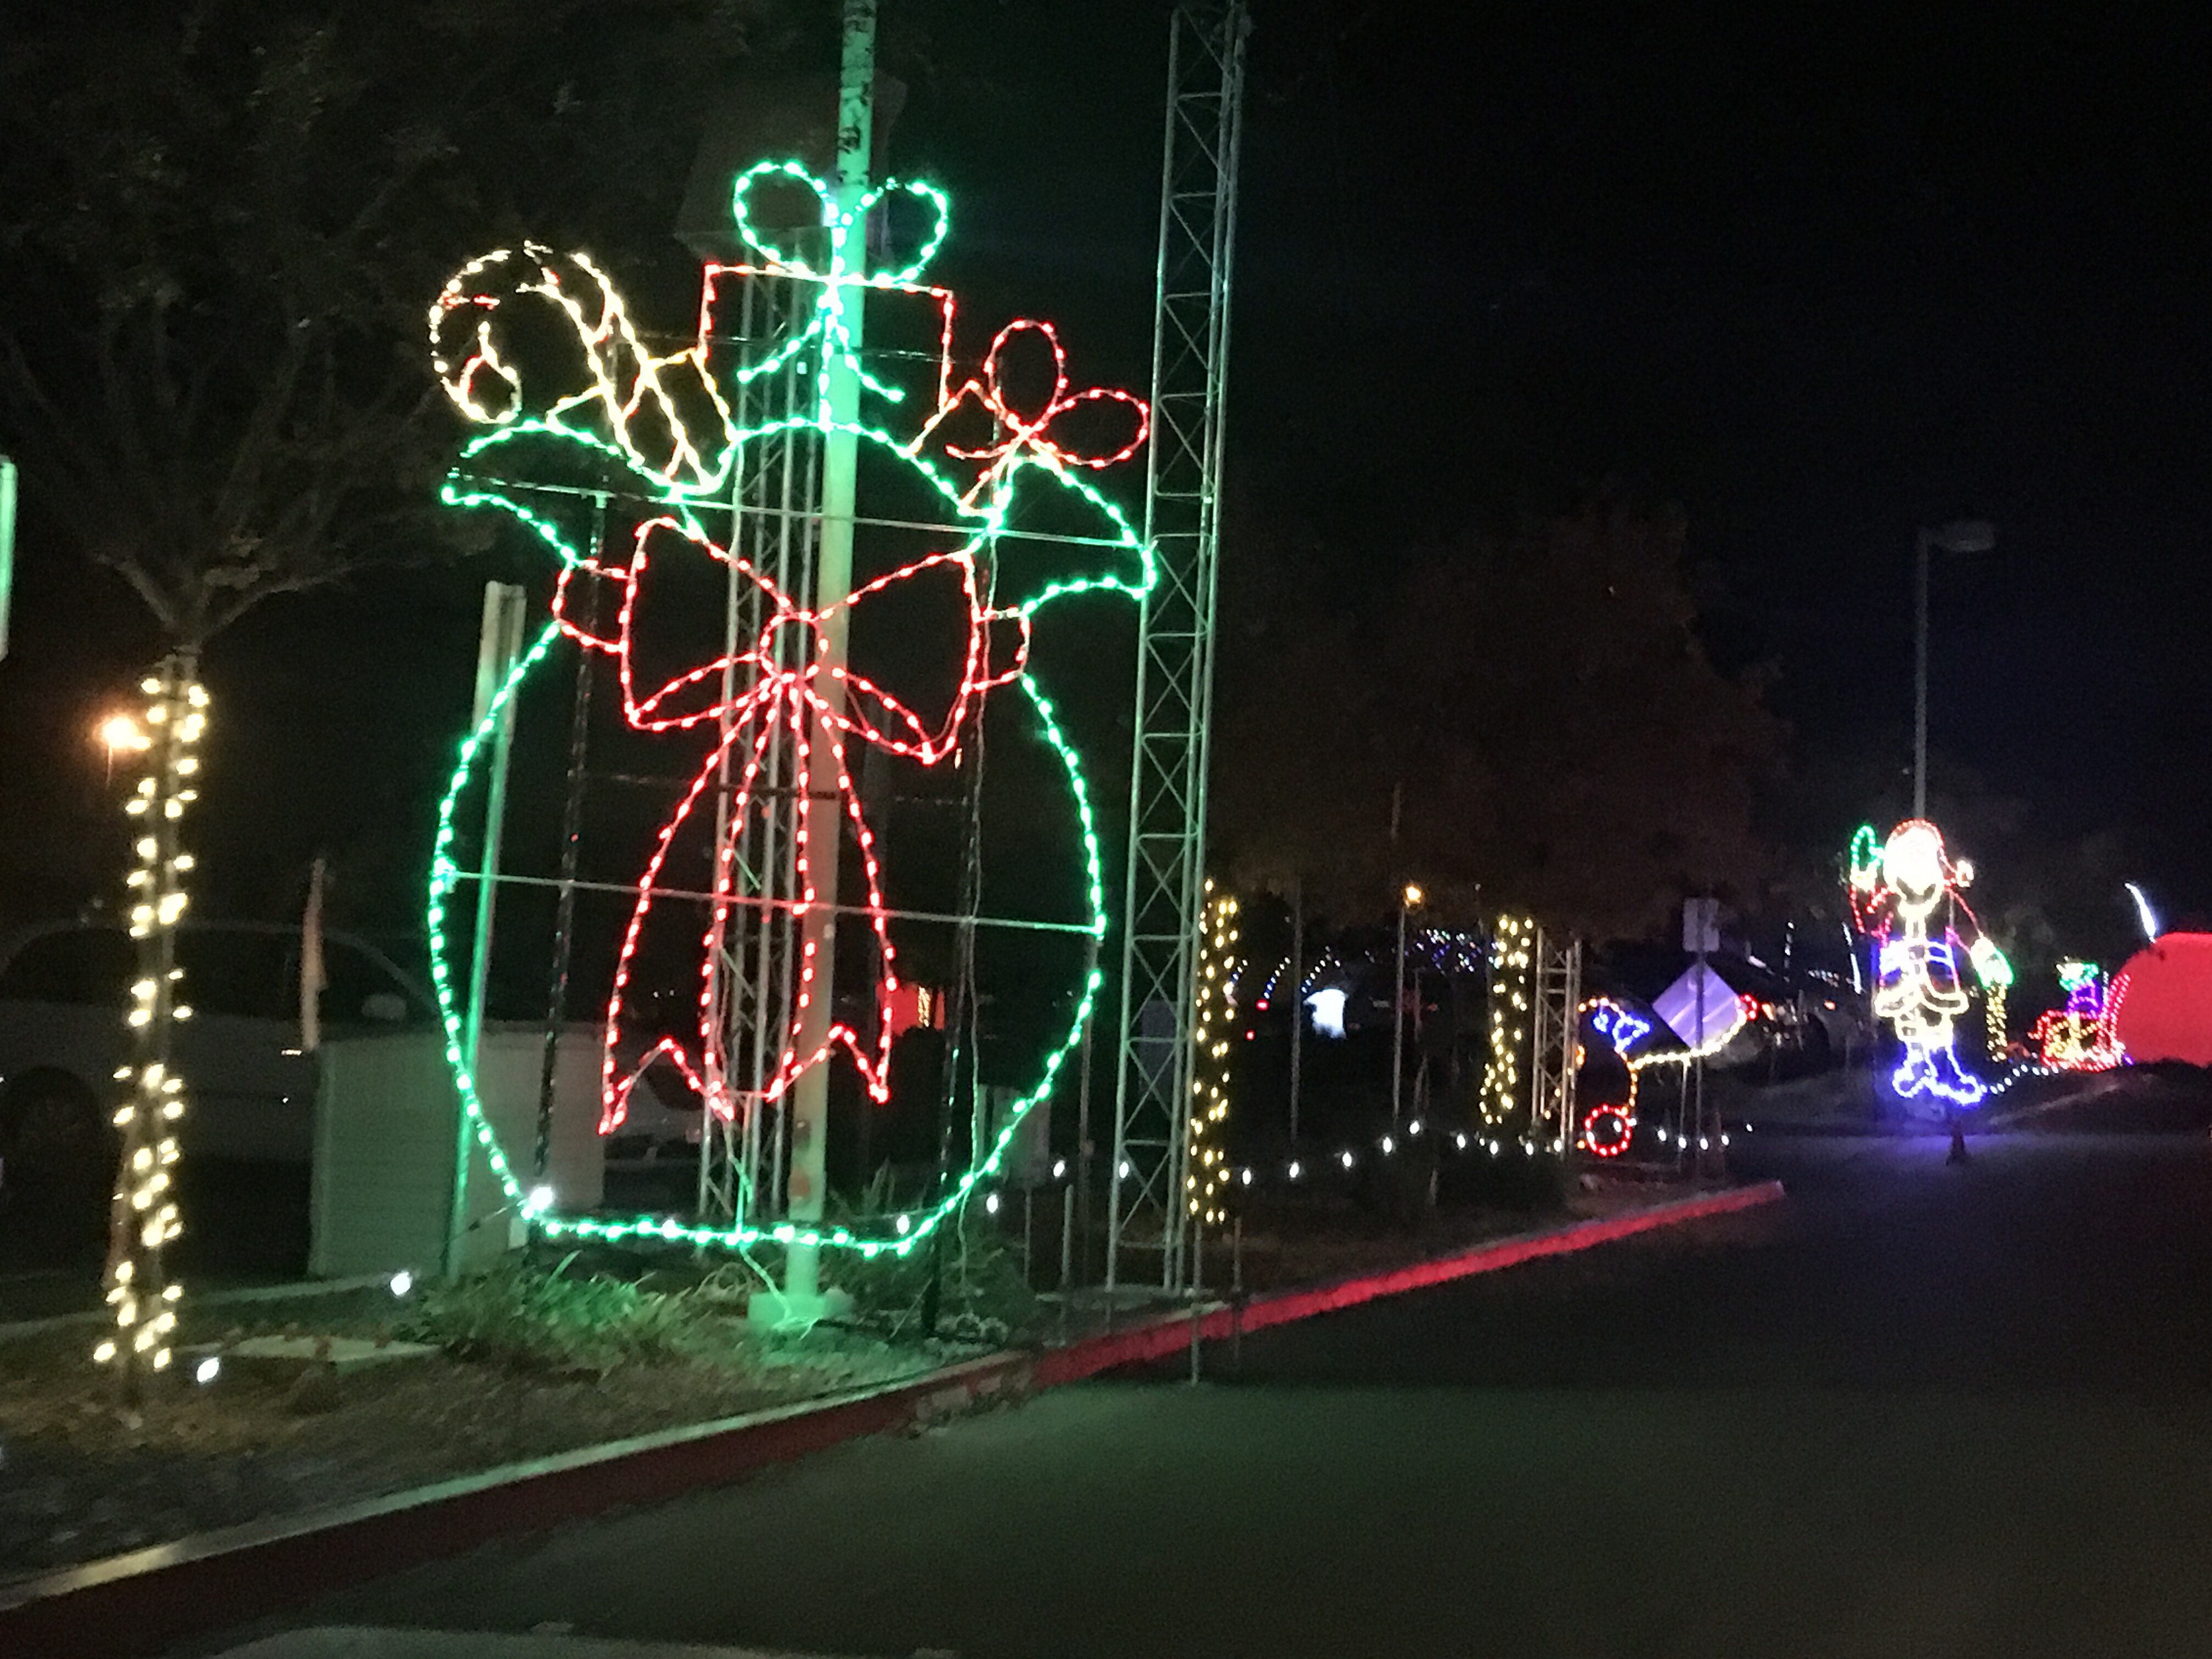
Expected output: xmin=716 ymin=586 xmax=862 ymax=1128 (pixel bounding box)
xmin=1186 ymin=884 xmax=1239 ymax=1239
xmin=94 ymin=656 xmax=205 ymax=1393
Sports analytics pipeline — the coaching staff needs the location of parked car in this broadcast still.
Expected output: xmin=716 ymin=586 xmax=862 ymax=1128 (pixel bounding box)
xmin=0 ymin=918 xmax=693 ymax=1260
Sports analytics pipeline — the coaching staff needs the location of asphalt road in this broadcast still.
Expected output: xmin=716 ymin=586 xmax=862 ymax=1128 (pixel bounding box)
xmin=204 ymin=1129 xmax=2212 ymax=1659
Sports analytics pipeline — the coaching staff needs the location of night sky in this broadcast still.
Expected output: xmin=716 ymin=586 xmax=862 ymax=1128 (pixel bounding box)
xmin=919 ymin=1 xmax=2212 ymax=944
xmin=3 ymin=1 xmax=2209 ymax=959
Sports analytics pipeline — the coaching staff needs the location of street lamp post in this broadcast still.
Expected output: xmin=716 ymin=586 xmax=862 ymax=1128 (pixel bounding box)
xmin=1393 ymin=884 xmax=1422 ymax=1124
xmin=1913 ymin=520 xmax=1996 ymax=817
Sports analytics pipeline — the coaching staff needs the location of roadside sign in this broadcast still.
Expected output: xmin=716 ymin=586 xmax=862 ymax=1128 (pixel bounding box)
xmin=1655 ymin=961 xmax=1740 ymax=1049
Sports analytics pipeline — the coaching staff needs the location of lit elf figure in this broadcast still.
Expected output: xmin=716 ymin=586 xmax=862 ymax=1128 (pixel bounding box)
xmin=1849 ymin=819 xmax=2007 ymax=1107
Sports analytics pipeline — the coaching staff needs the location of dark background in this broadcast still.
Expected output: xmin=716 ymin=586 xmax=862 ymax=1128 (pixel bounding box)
xmin=2 ymin=0 xmax=2208 ymax=967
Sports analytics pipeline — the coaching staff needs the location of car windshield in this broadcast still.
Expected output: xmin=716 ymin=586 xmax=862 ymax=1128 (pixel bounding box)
xmin=0 ymin=927 xmax=133 ymax=1006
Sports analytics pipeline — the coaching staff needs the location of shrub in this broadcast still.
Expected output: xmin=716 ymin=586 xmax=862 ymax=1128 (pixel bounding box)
xmin=398 ymin=1253 xmax=705 ymax=1372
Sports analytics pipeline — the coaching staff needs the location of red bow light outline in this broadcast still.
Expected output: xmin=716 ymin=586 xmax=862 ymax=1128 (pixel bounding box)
xmin=554 ymin=518 xmax=1030 ymax=1131
xmin=915 ymin=318 xmax=1150 ymax=507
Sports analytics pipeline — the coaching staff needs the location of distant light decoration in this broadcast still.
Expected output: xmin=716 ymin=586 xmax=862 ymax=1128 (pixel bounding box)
xmin=1964 ymin=931 xmax=2015 ymax=1064
xmin=1844 ymin=823 xmax=1884 ymax=933
xmin=1187 ymin=885 xmax=1239 ymax=1229
xmin=1574 ymin=999 xmax=1642 ymax=1158
xmin=1304 ymin=986 xmax=1348 ymax=1040
xmin=1586 ymin=1001 xmax=1651 ymax=1053
xmin=1847 ymin=819 xmax=2002 ymax=1108
xmin=1480 ymin=916 xmax=1536 ymax=1126
xmin=95 ymin=662 xmax=206 ymax=1387
xmin=1573 ymin=994 xmax=1748 ymax=1158
xmin=1577 ymin=1003 xmax=1637 ymax=1156
xmin=1413 ymin=929 xmax=1488 ymax=975
xmin=425 ymin=161 xmax=1151 ymax=1260
xmin=1579 ymin=1102 xmax=1634 ymax=1158
xmin=2029 ymin=959 xmax=2123 ymax=1072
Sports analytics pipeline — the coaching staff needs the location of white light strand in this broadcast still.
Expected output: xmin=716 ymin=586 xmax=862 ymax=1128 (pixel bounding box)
xmin=1480 ymin=916 xmax=1536 ymax=1126
xmin=1187 ymin=883 xmax=1240 ymax=1228
xmin=97 ymin=659 xmax=204 ymax=1386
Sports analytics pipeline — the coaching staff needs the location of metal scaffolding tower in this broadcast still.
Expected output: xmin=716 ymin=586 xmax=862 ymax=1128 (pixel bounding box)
xmin=1107 ymin=0 xmax=1249 ymax=1293
xmin=697 ymin=272 xmax=820 ymax=1230
xmin=1525 ymin=930 xmax=1584 ymax=1157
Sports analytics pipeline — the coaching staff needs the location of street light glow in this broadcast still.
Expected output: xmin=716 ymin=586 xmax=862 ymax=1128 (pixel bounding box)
xmin=1931 ymin=519 xmax=1997 ymax=555
xmin=98 ymin=714 xmax=151 ymax=755
xmin=2126 ymin=881 xmax=2161 ymax=944
xmin=1403 ymin=884 xmax=1423 ymax=907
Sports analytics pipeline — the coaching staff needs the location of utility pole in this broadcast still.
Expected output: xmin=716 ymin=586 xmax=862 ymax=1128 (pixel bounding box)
xmin=1912 ymin=520 xmax=1996 ymax=819
xmin=766 ymin=0 xmax=877 ymax=1326
xmin=1912 ymin=528 xmax=1931 ymax=820
xmin=1393 ymin=883 xmax=1421 ymax=1125
xmin=1388 ymin=780 xmax=1405 ymax=1126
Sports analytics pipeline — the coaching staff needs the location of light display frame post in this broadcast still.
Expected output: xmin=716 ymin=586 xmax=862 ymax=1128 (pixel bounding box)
xmin=534 ymin=497 xmax=608 ymax=1190
xmin=444 ymin=580 xmax=529 ymax=1280
xmin=765 ymin=0 xmax=883 ymax=1325
xmin=1108 ymin=0 xmax=1249 ymax=1297
xmin=1286 ymin=874 xmax=1304 ymax=1143
xmin=1391 ymin=883 xmax=1424 ymax=1126
xmin=1525 ymin=929 xmax=1582 ymax=1158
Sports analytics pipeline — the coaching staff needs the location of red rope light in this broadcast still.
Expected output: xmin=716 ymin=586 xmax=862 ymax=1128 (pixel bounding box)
xmin=557 ymin=516 xmax=1032 ymax=1133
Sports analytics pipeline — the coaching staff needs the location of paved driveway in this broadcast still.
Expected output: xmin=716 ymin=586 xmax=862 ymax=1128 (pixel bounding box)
xmin=196 ymin=1132 xmax=2212 ymax=1658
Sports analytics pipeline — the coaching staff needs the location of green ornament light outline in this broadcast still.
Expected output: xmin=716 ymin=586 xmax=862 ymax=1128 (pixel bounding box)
xmin=425 ymin=167 xmax=1153 ymax=1258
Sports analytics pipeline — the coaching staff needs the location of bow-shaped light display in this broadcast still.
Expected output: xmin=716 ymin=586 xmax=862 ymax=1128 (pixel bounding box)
xmin=720 ymin=159 xmax=953 ymax=424
xmin=560 ymin=517 xmax=1028 ymax=1134
xmin=916 ymin=318 xmax=1150 ymax=508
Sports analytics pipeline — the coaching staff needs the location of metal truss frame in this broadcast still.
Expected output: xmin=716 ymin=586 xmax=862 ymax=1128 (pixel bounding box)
xmin=1526 ymin=929 xmax=1584 ymax=1157
xmin=1108 ymin=0 xmax=1249 ymax=1293
xmin=697 ymin=272 xmax=820 ymax=1228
